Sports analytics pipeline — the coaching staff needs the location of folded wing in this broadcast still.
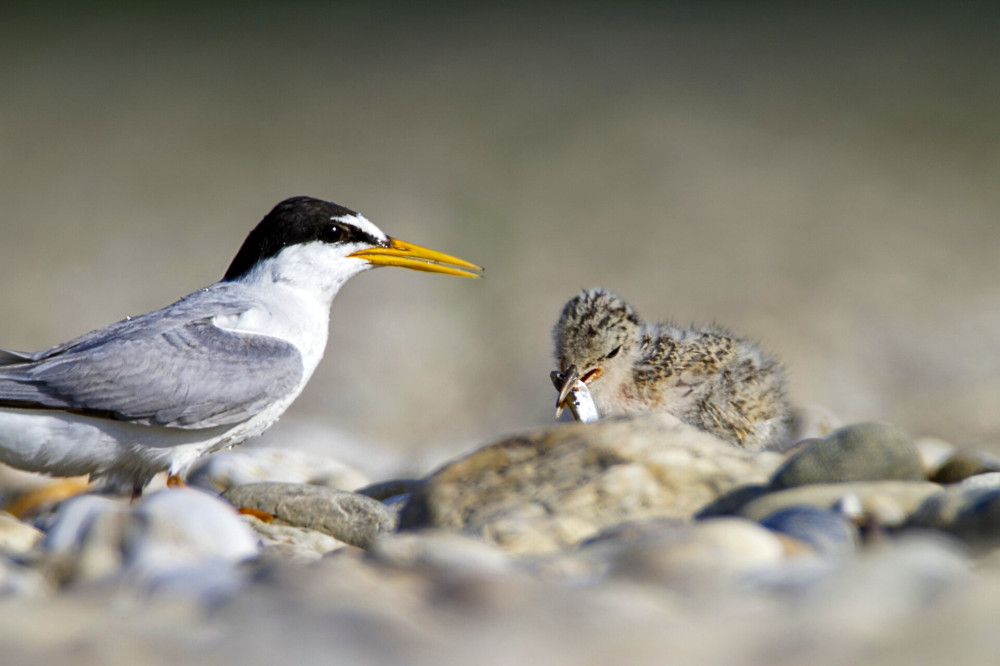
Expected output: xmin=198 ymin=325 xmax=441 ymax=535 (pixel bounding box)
xmin=0 ymin=297 xmax=302 ymax=430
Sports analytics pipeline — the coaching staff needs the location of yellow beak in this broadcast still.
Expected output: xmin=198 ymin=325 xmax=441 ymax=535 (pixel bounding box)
xmin=348 ymin=237 xmax=483 ymax=278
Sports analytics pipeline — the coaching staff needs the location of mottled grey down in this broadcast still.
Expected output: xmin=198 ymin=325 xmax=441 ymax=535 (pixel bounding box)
xmin=0 ymin=282 xmax=302 ymax=429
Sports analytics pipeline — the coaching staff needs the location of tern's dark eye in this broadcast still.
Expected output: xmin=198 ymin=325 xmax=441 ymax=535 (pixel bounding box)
xmin=321 ymin=223 xmax=351 ymax=243
xmin=605 ymin=345 xmax=622 ymax=359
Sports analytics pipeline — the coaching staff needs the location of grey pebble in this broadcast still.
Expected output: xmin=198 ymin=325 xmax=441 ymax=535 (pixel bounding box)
xmin=0 ymin=511 xmax=44 ymax=555
xmin=769 ymin=422 xmax=925 ymax=490
xmin=223 ymin=482 xmax=397 ymax=550
xmin=738 ymin=481 xmax=942 ymax=527
xmin=906 ymin=481 xmax=1000 ymax=544
xmin=930 ymin=450 xmax=1000 ymax=485
xmin=759 ymin=506 xmax=859 ymax=558
xmin=187 ymin=446 xmax=370 ymax=494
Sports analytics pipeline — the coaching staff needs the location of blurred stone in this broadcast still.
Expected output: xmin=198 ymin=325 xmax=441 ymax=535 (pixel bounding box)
xmin=930 ymin=449 xmax=1000 ymax=485
xmin=0 ymin=511 xmax=43 ymax=554
xmin=906 ymin=481 xmax=1000 ymax=544
xmin=400 ymin=413 xmax=782 ymax=554
xmin=0 ymin=559 xmax=47 ymax=597
xmin=955 ymin=472 xmax=1000 ymax=489
xmin=370 ymin=530 xmax=515 ymax=578
xmin=805 ymin=533 xmax=969 ymax=628
xmin=738 ymin=481 xmax=942 ymax=527
xmin=695 ymin=483 xmax=770 ymax=518
xmin=759 ymin=506 xmax=859 ymax=559
xmin=915 ymin=437 xmax=957 ymax=478
xmin=42 ymin=494 xmax=130 ymax=582
xmin=187 ymin=447 xmax=369 ymax=494
xmin=769 ymin=422 xmax=924 ymax=489
xmin=606 ymin=518 xmax=788 ymax=587
xmin=125 ymin=488 xmax=260 ymax=569
xmin=241 ymin=518 xmax=346 ymax=561
xmin=356 ymin=478 xmax=424 ymax=501
xmin=40 ymin=488 xmax=258 ymax=595
xmin=223 ymin=482 xmax=397 ymax=550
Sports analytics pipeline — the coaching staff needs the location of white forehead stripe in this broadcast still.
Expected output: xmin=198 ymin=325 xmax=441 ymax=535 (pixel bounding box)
xmin=337 ymin=213 xmax=389 ymax=243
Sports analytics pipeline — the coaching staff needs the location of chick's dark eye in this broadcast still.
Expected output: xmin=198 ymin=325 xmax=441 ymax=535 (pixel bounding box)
xmin=322 ymin=223 xmax=350 ymax=243
xmin=605 ymin=345 xmax=622 ymax=359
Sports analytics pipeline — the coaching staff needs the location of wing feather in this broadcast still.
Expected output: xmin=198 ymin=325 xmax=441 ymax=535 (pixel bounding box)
xmin=0 ymin=287 xmax=303 ymax=429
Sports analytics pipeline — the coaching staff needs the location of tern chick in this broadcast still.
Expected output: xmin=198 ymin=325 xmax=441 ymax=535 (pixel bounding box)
xmin=552 ymin=288 xmax=792 ymax=450
xmin=0 ymin=196 xmax=482 ymax=495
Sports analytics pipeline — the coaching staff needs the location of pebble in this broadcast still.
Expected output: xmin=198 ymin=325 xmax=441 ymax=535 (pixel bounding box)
xmin=914 ymin=436 xmax=957 ymax=478
xmin=929 ymin=449 xmax=1000 ymax=485
xmin=906 ymin=480 xmax=1000 ymax=544
xmin=737 ymin=481 xmax=942 ymax=527
xmin=605 ymin=518 xmax=789 ymax=587
xmin=0 ymin=511 xmax=43 ymax=554
xmin=187 ymin=446 xmax=370 ymax=494
xmin=42 ymin=494 xmax=131 ymax=582
xmin=758 ymin=506 xmax=859 ymax=558
xmin=369 ymin=530 xmax=515 ymax=578
xmin=2 ymin=416 xmax=999 ymax=664
xmin=248 ymin=520 xmax=349 ymax=561
xmin=125 ymin=488 xmax=260 ymax=570
xmin=400 ymin=412 xmax=782 ymax=554
xmin=769 ymin=422 xmax=925 ymax=490
xmin=41 ymin=488 xmax=259 ymax=596
xmin=222 ymin=482 xmax=397 ymax=550
xmin=803 ymin=533 xmax=969 ymax=628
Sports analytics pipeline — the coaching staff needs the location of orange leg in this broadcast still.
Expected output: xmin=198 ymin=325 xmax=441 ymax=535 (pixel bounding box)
xmin=166 ymin=474 xmax=188 ymax=489
xmin=5 ymin=477 xmax=91 ymax=519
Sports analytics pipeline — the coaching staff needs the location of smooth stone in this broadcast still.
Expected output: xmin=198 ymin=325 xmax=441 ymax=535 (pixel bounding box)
xmin=606 ymin=518 xmax=788 ymax=586
xmin=125 ymin=488 xmax=260 ymax=569
xmin=223 ymin=482 xmax=397 ymax=550
xmin=187 ymin=447 xmax=370 ymax=494
xmin=804 ymin=533 xmax=968 ymax=624
xmin=0 ymin=511 xmax=43 ymax=554
xmin=930 ymin=450 xmax=1000 ymax=485
xmin=956 ymin=472 xmax=1000 ymax=489
xmin=759 ymin=506 xmax=859 ymax=558
xmin=0 ymin=557 xmax=52 ymax=597
xmin=41 ymin=489 xmax=259 ymax=589
xmin=42 ymin=495 xmax=131 ymax=582
xmin=400 ymin=413 xmax=783 ymax=554
xmin=906 ymin=482 xmax=1000 ymax=543
xmin=370 ymin=530 xmax=515 ymax=577
xmin=915 ymin=437 xmax=957 ymax=478
xmin=738 ymin=481 xmax=942 ymax=527
xmin=695 ymin=484 xmax=770 ymax=518
xmin=769 ymin=422 xmax=924 ymax=490
xmin=239 ymin=517 xmax=347 ymax=561
xmin=137 ymin=558 xmax=248 ymax=607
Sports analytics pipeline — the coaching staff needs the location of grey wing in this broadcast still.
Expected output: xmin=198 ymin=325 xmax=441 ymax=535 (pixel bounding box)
xmin=0 ymin=348 xmax=33 ymax=365
xmin=0 ymin=317 xmax=303 ymax=429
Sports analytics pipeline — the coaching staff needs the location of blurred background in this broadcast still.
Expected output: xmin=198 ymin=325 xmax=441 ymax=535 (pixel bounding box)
xmin=1 ymin=2 xmax=997 ymax=475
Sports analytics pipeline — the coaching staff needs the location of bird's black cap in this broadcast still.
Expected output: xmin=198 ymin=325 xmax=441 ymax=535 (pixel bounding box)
xmin=223 ymin=196 xmax=384 ymax=281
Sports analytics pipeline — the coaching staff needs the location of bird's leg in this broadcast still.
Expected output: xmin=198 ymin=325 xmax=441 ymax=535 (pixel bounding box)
xmin=166 ymin=474 xmax=187 ymax=489
xmin=130 ymin=485 xmax=143 ymax=504
xmin=4 ymin=477 xmax=91 ymax=518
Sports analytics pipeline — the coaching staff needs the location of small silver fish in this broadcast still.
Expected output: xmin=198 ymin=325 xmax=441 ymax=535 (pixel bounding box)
xmin=550 ymin=366 xmax=600 ymax=423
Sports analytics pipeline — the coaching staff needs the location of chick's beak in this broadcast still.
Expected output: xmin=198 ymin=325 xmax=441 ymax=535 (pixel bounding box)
xmin=551 ymin=364 xmax=580 ymax=417
xmin=349 ymin=237 xmax=483 ymax=278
